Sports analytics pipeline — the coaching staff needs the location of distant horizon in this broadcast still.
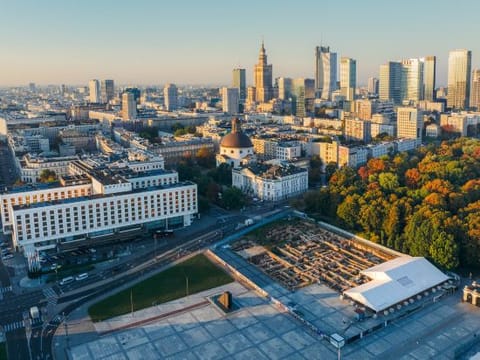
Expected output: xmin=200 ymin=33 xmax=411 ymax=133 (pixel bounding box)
xmin=1 ymin=0 xmax=479 ymax=86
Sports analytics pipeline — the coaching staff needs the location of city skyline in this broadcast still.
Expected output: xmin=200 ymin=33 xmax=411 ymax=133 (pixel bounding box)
xmin=1 ymin=0 xmax=480 ymax=86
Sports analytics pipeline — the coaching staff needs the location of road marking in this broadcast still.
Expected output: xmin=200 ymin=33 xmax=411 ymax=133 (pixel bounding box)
xmin=42 ymin=287 xmax=58 ymax=307
xmin=0 ymin=286 xmax=12 ymax=294
xmin=3 ymin=320 xmax=25 ymax=332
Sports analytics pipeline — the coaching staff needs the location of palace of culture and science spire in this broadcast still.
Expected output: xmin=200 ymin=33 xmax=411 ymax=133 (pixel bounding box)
xmin=254 ymin=41 xmax=273 ymax=103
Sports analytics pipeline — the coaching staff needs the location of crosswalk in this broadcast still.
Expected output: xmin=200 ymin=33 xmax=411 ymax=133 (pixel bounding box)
xmin=42 ymin=287 xmax=58 ymax=307
xmin=0 ymin=286 xmax=12 ymax=294
xmin=2 ymin=320 xmax=25 ymax=332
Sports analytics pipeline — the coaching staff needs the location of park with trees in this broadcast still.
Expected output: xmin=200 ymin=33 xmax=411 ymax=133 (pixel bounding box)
xmin=296 ymin=138 xmax=480 ymax=271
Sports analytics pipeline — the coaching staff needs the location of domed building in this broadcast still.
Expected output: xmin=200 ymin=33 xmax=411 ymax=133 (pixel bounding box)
xmin=216 ymin=118 xmax=256 ymax=168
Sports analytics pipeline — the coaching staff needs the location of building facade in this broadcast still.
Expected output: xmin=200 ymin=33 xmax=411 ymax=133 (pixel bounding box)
xmin=423 ymin=56 xmax=436 ymax=102
xmin=340 ymin=57 xmax=356 ymax=101
xmin=254 ymin=42 xmax=273 ymax=103
xmin=88 ymin=79 xmax=100 ymax=103
xmin=164 ymin=83 xmax=178 ymax=111
xmin=397 ymin=107 xmax=423 ymax=143
xmin=221 ymin=87 xmax=240 ymax=114
xmin=470 ymin=69 xmax=480 ymax=110
xmin=379 ymin=62 xmax=402 ymax=104
xmin=122 ymin=92 xmax=137 ymax=120
xmin=232 ymin=68 xmax=246 ymax=102
xmin=315 ymin=46 xmax=337 ymax=100
xmin=447 ymin=49 xmax=472 ymax=110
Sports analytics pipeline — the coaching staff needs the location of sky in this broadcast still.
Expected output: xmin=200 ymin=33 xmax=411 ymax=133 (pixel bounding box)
xmin=1 ymin=0 xmax=479 ymax=87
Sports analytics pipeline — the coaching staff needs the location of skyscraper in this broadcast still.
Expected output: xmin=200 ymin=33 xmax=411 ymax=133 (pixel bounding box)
xmin=379 ymin=62 xmax=402 ymax=104
xmin=367 ymin=77 xmax=379 ymax=95
xmin=254 ymin=42 xmax=273 ymax=103
xmin=315 ymin=46 xmax=337 ymax=100
xmin=164 ymin=83 xmax=178 ymax=111
xmin=122 ymin=92 xmax=137 ymax=120
xmin=470 ymin=69 xmax=480 ymax=110
xmin=340 ymin=57 xmax=356 ymax=101
xmin=221 ymin=87 xmax=239 ymax=114
xmin=100 ymin=79 xmax=115 ymax=103
xmin=447 ymin=49 xmax=472 ymax=110
xmin=423 ymin=56 xmax=436 ymax=101
xmin=232 ymin=68 xmax=246 ymax=102
xmin=89 ymin=79 xmax=100 ymax=103
xmin=277 ymin=77 xmax=293 ymax=100
xmin=401 ymin=58 xmax=424 ymax=103
xmin=397 ymin=107 xmax=423 ymax=143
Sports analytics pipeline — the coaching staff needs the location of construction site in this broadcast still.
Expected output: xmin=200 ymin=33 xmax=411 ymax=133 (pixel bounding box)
xmin=232 ymin=219 xmax=395 ymax=293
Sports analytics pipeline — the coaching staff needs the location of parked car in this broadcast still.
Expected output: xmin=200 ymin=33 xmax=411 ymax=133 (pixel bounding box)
xmin=59 ymin=276 xmax=74 ymax=286
xmin=75 ymin=273 xmax=88 ymax=281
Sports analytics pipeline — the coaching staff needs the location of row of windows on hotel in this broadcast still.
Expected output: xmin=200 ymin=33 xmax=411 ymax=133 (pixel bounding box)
xmin=14 ymin=190 xmax=196 ymax=242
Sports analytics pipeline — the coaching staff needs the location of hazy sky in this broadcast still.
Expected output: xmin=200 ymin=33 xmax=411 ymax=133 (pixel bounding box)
xmin=1 ymin=0 xmax=479 ymax=87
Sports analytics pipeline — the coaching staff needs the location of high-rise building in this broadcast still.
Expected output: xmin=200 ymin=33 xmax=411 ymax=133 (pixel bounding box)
xmin=291 ymin=79 xmax=307 ymax=117
xmin=164 ymin=83 xmax=178 ymax=111
xmin=124 ymin=87 xmax=141 ymax=104
xmin=315 ymin=46 xmax=337 ymax=100
xmin=470 ymin=69 xmax=480 ymax=110
xmin=368 ymin=77 xmax=379 ymax=95
xmin=379 ymin=62 xmax=402 ymax=104
xmin=254 ymin=42 xmax=273 ymax=103
xmin=340 ymin=57 xmax=356 ymax=101
xmin=423 ymin=56 xmax=436 ymax=101
xmin=277 ymin=77 xmax=293 ymax=100
xmin=29 ymin=83 xmax=36 ymax=93
xmin=401 ymin=58 xmax=424 ymax=103
xmin=221 ymin=87 xmax=239 ymax=114
xmin=232 ymin=68 xmax=246 ymax=102
xmin=88 ymin=79 xmax=100 ymax=103
xmin=100 ymin=80 xmax=115 ymax=103
xmin=397 ymin=107 xmax=423 ymax=143
xmin=447 ymin=49 xmax=472 ymax=110
xmin=122 ymin=92 xmax=137 ymax=120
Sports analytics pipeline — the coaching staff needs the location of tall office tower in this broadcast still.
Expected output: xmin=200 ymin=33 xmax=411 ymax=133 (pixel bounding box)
xmin=164 ymin=83 xmax=178 ymax=111
xmin=125 ymin=87 xmax=141 ymax=104
xmin=340 ymin=57 xmax=357 ymax=101
xmin=277 ymin=77 xmax=293 ymax=100
xmin=88 ymin=79 xmax=100 ymax=103
xmin=100 ymin=80 xmax=115 ymax=103
xmin=315 ymin=46 xmax=337 ymax=100
xmin=29 ymin=82 xmax=36 ymax=92
xmin=368 ymin=77 xmax=379 ymax=95
xmin=470 ymin=69 xmax=480 ymax=110
xmin=397 ymin=107 xmax=423 ymax=143
xmin=254 ymin=41 xmax=273 ymax=103
xmin=423 ymin=56 xmax=436 ymax=101
xmin=232 ymin=68 xmax=246 ymax=102
xmin=221 ymin=87 xmax=240 ymax=114
xmin=401 ymin=58 xmax=424 ymax=103
xmin=247 ymin=86 xmax=256 ymax=104
xmin=447 ymin=49 xmax=472 ymax=110
xmin=379 ymin=62 xmax=402 ymax=104
xmin=291 ymin=78 xmax=307 ymax=117
xmin=122 ymin=92 xmax=137 ymax=120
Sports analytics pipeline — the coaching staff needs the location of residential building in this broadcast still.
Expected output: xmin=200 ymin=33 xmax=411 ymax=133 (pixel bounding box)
xmin=344 ymin=118 xmax=371 ymax=143
xmin=340 ymin=57 xmax=356 ymax=101
xmin=88 ymin=79 xmax=100 ymax=103
xmin=122 ymin=92 xmax=137 ymax=120
xmin=397 ymin=107 xmax=423 ymax=143
xmin=164 ymin=83 xmax=178 ymax=111
xmin=221 ymin=87 xmax=239 ymax=114
xmin=470 ymin=69 xmax=480 ymax=110
xmin=447 ymin=49 xmax=472 ymax=110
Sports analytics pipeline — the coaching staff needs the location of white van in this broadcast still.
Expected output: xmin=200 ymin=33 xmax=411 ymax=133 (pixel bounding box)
xmin=59 ymin=276 xmax=74 ymax=285
xmin=75 ymin=273 xmax=88 ymax=281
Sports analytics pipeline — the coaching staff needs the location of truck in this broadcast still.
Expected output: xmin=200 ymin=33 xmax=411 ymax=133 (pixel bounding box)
xmin=244 ymin=218 xmax=254 ymax=226
xmin=30 ymin=306 xmax=40 ymax=320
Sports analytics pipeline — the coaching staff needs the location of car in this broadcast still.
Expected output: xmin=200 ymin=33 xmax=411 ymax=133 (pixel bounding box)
xmin=50 ymin=263 xmax=59 ymax=271
xmin=2 ymin=254 xmax=13 ymax=260
xmin=59 ymin=276 xmax=74 ymax=286
xmin=88 ymin=248 xmax=96 ymax=254
xmin=75 ymin=273 xmax=88 ymax=281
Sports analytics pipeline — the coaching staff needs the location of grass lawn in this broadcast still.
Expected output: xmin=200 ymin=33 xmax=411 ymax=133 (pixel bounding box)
xmin=0 ymin=342 xmax=7 ymax=360
xmin=88 ymin=254 xmax=233 ymax=322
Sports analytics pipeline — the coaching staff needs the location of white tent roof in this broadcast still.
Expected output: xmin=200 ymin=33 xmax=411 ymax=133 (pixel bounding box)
xmin=344 ymin=256 xmax=449 ymax=312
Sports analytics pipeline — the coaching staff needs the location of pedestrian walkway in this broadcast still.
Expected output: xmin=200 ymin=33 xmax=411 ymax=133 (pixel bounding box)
xmin=2 ymin=320 xmax=25 ymax=332
xmin=0 ymin=285 xmax=12 ymax=294
xmin=43 ymin=287 xmax=58 ymax=307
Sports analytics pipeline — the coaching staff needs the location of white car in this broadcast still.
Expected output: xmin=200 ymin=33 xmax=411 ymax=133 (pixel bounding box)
xmin=75 ymin=273 xmax=88 ymax=281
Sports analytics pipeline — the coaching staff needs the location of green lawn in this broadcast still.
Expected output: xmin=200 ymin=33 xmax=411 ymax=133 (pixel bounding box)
xmin=88 ymin=254 xmax=233 ymax=322
xmin=0 ymin=342 xmax=7 ymax=360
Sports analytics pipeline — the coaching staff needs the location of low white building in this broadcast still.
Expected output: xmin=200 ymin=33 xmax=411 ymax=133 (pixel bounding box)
xmin=216 ymin=118 xmax=256 ymax=168
xmin=344 ymin=257 xmax=449 ymax=313
xmin=232 ymin=163 xmax=308 ymax=201
xmin=19 ymin=154 xmax=78 ymax=184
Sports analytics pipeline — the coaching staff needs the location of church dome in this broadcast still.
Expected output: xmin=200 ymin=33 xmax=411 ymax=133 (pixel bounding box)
xmin=220 ymin=118 xmax=253 ymax=148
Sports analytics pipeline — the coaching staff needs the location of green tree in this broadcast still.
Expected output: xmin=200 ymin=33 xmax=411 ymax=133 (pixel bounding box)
xmin=38 ymin=169 xmax=57 ymax=183
xmin=221 ymin=187 xmax=246 ymax=210
xmin=378 ymin=172 xmax=400 ymax=192
xmin=336 ymin=194 xmax=360 ymax=229
xmin=429 ymin=231 xmax=459 ymax=270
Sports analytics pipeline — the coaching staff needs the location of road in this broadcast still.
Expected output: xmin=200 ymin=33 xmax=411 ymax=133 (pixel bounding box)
xmin=0 ymin=212 xmax=246 ymax=360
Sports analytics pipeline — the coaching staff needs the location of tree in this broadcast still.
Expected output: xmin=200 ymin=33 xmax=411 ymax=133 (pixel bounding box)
xmin=429 ymin=231 xmax=459 ymax=270
xmin=38 ymin=169 xmax=57 ymax=183
xmin=196 ymin=146 xmax=215 ymax=168
xmin=378 ymin=172 xmax=399 ymax=192
xmin=221 ymin=187 xmax=246 ymax=210
xmin=337 ymin=194 xmax=360 ymax=229
xmin=405 ymin=168 xmax=421 ymax=189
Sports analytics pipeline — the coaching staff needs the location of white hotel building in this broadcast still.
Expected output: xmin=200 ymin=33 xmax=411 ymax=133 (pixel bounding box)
xmin=1 ymin=160 xmax=197 ymax=256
